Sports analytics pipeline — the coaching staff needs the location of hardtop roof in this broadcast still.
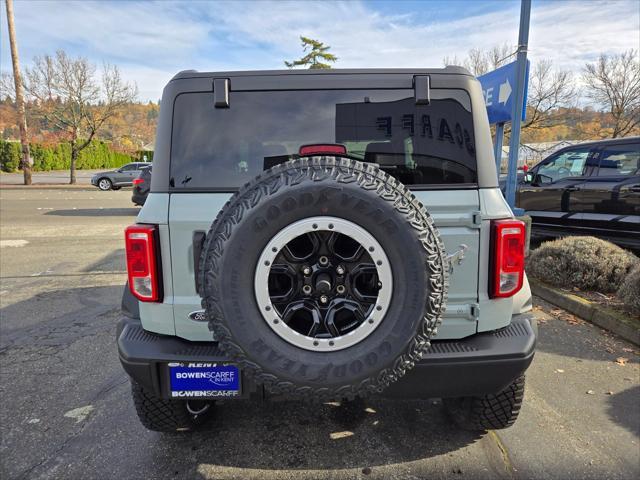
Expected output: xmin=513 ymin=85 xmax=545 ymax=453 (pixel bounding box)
xmin=171 ymin=66 xmax=473 ymax=81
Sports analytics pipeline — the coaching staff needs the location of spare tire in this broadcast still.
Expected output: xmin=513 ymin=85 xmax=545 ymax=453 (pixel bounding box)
xmin=199 ymin=157 xmax=448 ymax=400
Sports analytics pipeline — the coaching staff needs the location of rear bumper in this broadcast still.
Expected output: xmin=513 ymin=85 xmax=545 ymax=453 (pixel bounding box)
xmin=131 ymin=190 xmax=148 ymax=206
xmin=117 ymin=314 xmax=537 ymax=400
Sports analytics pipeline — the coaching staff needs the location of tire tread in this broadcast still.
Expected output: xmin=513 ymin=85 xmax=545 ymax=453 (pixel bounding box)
xmin=199 ymin=157 xmax=449 ymax=401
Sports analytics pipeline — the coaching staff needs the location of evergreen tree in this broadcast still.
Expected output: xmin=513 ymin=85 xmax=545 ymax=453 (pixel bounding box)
xmin=285 ymin=37 xmax=337 ymax=70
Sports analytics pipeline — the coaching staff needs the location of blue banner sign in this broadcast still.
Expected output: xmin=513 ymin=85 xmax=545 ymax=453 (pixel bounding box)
xmin=478 ymin=60 xmax=529 ymax=124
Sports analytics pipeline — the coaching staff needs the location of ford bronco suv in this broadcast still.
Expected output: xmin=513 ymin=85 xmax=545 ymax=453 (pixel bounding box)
xmin=118 ymin=68 xmax=537 ymax=433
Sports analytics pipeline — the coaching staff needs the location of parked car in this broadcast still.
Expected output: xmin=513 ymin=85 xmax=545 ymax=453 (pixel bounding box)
xmin=91 ymin=162 xmax=151 ymax=191
xmin=515 ymin=137 xmax=640 ymax=248
xmin=131 ymin=165 xmax=152 ymax=206
xmin=118 ymin=67 xmax=537 ymax=433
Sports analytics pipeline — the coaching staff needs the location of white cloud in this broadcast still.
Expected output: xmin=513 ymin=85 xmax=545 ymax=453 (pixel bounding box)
xmin=1 ymin=0 xmax=638 ymax=100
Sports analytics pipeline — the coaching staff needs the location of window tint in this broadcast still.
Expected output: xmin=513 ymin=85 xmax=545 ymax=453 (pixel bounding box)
xmin=596 ymin=144 xmax=639 ymax=176
xmin=170 ymin=90 xmax=476 ymax=190
xmin=121 ymin=164 xmax=137 ymax=171
xmin=537 ymin=148 xmax=593 ymax=183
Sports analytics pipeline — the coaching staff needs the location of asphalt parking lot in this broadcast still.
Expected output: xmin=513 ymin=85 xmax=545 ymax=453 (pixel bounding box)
xmin=1 ymin=186 xmax=638 ymax=480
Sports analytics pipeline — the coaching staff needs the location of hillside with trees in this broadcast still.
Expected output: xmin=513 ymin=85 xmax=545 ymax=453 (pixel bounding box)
xmin=1 ymin=44 xmax=638 ymax=177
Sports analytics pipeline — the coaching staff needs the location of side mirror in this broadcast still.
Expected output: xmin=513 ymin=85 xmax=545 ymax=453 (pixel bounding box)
xmin=537 ymin=174 xmax=553 ymax=185
xmin=524 ymin=173 xmax=533 ymax=183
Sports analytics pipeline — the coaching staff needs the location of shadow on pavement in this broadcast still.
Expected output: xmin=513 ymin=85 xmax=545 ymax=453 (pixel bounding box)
xmin=151 ymin=398 xmax=483 ymax=473
xmin=0 ymin=285 xmax=123 ymax=343
xmin=606 ymin=385 xmax=640 ymax=438
xmin=1 ymin=284 xmax=488 ymax=479
xmin=44 ymin=208 xmax=139 ymax=217
xmin=534 ymin=313 xmax=639 ymax=363
xmin=83 ymin=249 xmax=126 ymax=272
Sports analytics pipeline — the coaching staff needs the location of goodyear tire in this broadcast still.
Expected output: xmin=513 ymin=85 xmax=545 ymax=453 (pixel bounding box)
xmin=199 ymin=157 xmax=448 ymax=400
xmin=130 ymin=381 xmax=214 ymax=432
xmin=444 ymin=375 xmax=526 ymax=430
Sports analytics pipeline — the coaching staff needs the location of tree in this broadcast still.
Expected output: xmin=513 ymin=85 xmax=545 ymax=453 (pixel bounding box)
xmin=443 ymin=43 xmax=514 ymax=76
xmin=444 ymin=45 xmax=576 ymax=135
xmin=25 ymin=50 xmax=137 ymax=183
xmin=520 ymin=60 xmax=576 ymax=131
xmin=5 ymin=0 xmax=32 ymax=185
xmin=285 ymin=37 xmax=337 ymax=69
xmin=583 ymin=50 xmax=640 ymax=138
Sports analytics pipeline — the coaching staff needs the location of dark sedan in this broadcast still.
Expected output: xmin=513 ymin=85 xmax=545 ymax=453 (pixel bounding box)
xmin=91 ymin=162 xmax=151 ymax=191
xmin=513 ymin=137 xmax=639 ymax=248
xmin=131 ymin=165 xmax=152 ymax=206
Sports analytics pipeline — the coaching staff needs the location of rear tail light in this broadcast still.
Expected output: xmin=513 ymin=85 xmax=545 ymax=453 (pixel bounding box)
xmin=132 ymin=178 xmax=144 ymax=185
xmin=125 ymin=224 xmax=162 ymax=302
xmin=490 ymin=219 xmax=525 ymax=298
xmin=299 ymin=144 xmax=347 ymax=156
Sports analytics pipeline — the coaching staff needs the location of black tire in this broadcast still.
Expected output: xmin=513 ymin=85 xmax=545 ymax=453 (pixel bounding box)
xmin=130 ymin=381 xmax=214 ymax=432
xmin=97 ymin=178 xmax=112 ymax=191
xmin=444 ymin=375 xmax=525 ymax=431
xmin=199 ymin=157 xmax=448 ymax=401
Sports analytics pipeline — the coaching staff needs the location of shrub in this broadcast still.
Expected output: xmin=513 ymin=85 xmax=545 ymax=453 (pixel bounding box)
xmin=617 ymin=266 xmax=640 ymax=316
xmin=0 ymin=140 xmax=21 ymax=172
xmin=0 ymin=138 xmax=144 ymax=172
xmin=527 ymin=236 xmax=639 ymax=293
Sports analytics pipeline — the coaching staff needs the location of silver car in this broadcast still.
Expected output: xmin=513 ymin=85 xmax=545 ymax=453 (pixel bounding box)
xmin=91 ymin=162 xmax=151 ymax=191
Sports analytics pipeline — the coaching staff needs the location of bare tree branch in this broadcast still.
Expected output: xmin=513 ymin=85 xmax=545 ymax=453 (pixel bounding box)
xmin=0 ymin=71 xmax=15 ymax=100
xmin=24 ymin=51 xmax=137 ymax=183
xmin=583 ymin=50 xmax=640 ymax=138
xmin=443 ymin=45 xmax=576 ymax=136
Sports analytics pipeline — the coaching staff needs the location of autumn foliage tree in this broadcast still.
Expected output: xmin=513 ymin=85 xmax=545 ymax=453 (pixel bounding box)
xmin=25 ymin=50 xmax=137 ymax=183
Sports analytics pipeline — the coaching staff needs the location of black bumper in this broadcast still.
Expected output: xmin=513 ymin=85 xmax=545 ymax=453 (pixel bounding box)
xmin=117 ymin=314 xmax=537 ymax=400
xmin=131 ymin=188 xmax=148 ymax=206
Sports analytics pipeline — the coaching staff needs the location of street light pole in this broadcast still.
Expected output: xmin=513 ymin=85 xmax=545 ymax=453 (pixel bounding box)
xmin=504 ymin=0 xmax=531 ymax=213
xmin=5 ymin=0 xmax=32 ymax=185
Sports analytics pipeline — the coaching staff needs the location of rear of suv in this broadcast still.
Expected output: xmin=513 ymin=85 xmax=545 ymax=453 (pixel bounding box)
xmin=117 ymin=68 xmax=537 ymax=433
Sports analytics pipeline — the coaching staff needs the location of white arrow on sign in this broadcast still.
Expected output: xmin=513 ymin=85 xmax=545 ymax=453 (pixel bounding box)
xmin=498 ymin=79 xmax=512 ymax=105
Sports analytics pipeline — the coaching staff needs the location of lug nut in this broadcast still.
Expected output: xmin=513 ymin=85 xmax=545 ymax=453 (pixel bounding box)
xmin=336 ymin=285 xmax=346 ymax=294
xmin=336 ymin=265 xmax=345 ymax=275
xmin=302 ymin=266 xmax=311 ymax=276
xmin=318 ymin=256 xmax=329 ymax=266
xmin=302 ymin=285 xmax=312 ymax=294
xmin=319 ymin=295 xmax=329 ymax=304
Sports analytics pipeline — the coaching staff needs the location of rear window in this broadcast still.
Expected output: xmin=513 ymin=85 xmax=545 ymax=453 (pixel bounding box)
xmin=170 ymin=89 xmax=477 ymax=190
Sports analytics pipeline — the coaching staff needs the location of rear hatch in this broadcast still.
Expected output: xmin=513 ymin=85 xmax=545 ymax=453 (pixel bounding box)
xmin=156 ymin=73 xmax=487 ymax=341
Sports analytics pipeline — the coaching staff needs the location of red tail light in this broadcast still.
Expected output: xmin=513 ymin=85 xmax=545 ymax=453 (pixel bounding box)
xmin=299 ymin=144 xmax=347 ymax=156
xmin=125 ymin=224 xmax=161 ymax=302
xmin=490 ymin=219 xmax=525 ymax=298
xmin=132 ymin=178 xmax=144 ymax=185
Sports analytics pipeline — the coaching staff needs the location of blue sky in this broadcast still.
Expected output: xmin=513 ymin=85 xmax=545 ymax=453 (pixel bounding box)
xmin=1 ymin=0 xmax=638 ymax=101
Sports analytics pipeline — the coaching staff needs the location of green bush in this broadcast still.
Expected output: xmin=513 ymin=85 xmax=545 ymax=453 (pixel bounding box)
xmin=0 ymin=139 xmax=150 ymax=172
xmin=527 ymin=236 xmax=639 ymax=293
xmin=617 ymin=266 xmax=640 ymax=316
xmin=0 ymin=140 xmax=21 ymax=172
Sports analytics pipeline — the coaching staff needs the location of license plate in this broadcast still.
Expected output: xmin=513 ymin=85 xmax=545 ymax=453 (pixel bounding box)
xmin=168 ymin=362 xmax=240 ymax=398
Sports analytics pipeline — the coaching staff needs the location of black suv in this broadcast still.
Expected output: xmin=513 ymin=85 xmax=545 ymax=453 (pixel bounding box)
xmin=517 ymin=137 xmax=640 ymax=248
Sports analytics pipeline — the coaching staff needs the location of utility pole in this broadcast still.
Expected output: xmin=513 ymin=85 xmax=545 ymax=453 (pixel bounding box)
xmin=5 ymin=0 xmax=32 ymax=185
xmin=504 ymin=0 xmax=531 ymax=213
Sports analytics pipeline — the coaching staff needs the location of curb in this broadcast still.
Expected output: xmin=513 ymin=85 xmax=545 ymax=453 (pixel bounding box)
xmin=530 ymin=279 xmax=640 ymax=346
xmin=0 ymin=184 xmax=97 ymax=190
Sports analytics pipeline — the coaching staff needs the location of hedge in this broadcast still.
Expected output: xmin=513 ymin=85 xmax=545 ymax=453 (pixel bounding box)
xmin=0 ymin=139 xmax=152 ymax=172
